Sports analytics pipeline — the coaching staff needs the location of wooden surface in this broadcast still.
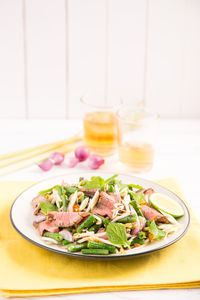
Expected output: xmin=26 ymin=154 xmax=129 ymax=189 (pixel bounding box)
xmin=0 ymin=118 xmax=199 ymax=299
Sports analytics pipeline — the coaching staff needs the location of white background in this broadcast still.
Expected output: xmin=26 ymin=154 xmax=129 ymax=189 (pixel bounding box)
xmin=0 ymin=0 xmax=200 ymax=119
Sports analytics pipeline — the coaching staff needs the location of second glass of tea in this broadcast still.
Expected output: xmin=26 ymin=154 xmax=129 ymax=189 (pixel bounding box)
xmin=117 ymin=105 xmax=159 ymax=172
xmin=81 ymin=93 xmax=120 ymax=156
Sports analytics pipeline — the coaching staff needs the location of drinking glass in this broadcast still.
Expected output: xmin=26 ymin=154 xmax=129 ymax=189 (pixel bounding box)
xmin=117 ymin=105 xmax=159 ymax=172
xmin=81 ymin=92 xmax=121 ymax=156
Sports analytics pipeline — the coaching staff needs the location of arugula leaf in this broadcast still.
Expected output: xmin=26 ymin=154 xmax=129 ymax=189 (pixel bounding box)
xmin=81 ymin=176 xmax=105 ymax=190
xmin=129 ymin=192 xmax=145 ymax=204
xmin=39 ymin=202 xmax=58 ymax=214
xmin=149 ymin=220 xmax=166 ymax=240
xmin=106 ymin=223 xmax=129 ymax=247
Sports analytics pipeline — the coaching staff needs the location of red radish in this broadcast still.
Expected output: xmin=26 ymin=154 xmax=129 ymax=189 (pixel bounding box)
xmin=38 ymin=159 xmax=53 ymax=171
xmin=68 ymin=157 xmax=79 ymax=168
xmin=88 ymin=154 xmax=104 ymax=169
xmin=49 ymin=152 xmax=65 ymax=165
xmin=75 ymin=145 xmax=90 ymax=162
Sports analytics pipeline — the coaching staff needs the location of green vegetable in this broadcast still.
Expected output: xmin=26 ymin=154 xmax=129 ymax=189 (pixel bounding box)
xmin=96 ymin=215 xmax=110 ymax=226
xmin=106 ymin=223 xmax=129 ymax=247
xmin=39 ymin=202 xmax=58 ymax=214
xmin=81 ymin=174 xmax=118 ymax=191
xmin=145 ymin=220 xmax=150 ymax=227
xmin=115 ymin=180 xmax=143 ymax=191
xmin=127 ymin=184 xmax=143 ymax=190
xmin=81 ymin=176 xmax=106 ymax=190
xmin=130 ymin=237 xmax=144 ymax=246
xmin=116 ymin=214 xmax=137 ymax=224
xmin=77 ymin=215 xmax=96 ymax=233
xmin=62 ymin=240 xmax=72 ymax=246
xmin=149 ymin=220 xmax=166 ymax=240
xmin=107 ymin=185 xmax=115 ymax=193
xmin=63 ymin=186 xmax=78 ymax=196
xmin=138 ymin=231 xmax=146 ymax=240
xmin=57 ymin=186 xmax=69 ymax=211
xmin=130 ymin=200 xmax=143 ymax=217
xmin=67 ymin=242 xmax=88 ymax=252
xmin=39 ymin=185 xmax=59 ymax=195
xmin=129 ymin=192 xmax=145 ymax=204
xmin=88 ymin=241 xmax=116 ymax=254
xmin=43 ymin=232 xmax=63 ymax=242
xmin=81 ymin=249 xmax=109 ymax=255
xmin=88 ymin=224 xmax=101 ymax=233
xmin=105 ymin=174 xmax=118 ymax=184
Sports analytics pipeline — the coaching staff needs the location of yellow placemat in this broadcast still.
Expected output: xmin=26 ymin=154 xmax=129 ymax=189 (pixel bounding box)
xmin=0 ymin=178 xmax=200 ymax=297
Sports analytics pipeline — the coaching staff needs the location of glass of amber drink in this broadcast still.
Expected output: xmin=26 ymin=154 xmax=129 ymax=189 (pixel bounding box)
xmin=81 ymin=93 xmax=120 ymax=156
xmin=117 ymin=105 xmax=159 ymax=172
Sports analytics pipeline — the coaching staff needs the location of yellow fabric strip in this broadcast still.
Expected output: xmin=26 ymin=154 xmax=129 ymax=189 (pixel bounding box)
xmin=0 ymin=178 xmax=200 ymax=298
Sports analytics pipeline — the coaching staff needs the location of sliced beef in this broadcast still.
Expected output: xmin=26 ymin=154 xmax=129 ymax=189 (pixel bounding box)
xmin=92 ymin=191 xmax=120 ymax=219
xmin=32 ymin=195 xmax=50 ymax=215
xmin=144 ymin=188 xmax=154 ymax=199
xmin=141 ymin=205 xmax=169 ymax=224
xmin=38 ymin=220 xmax=59 ymax=236
xmin=79 ymin=187 xmax=99 ymax=198
xmin=47 ymin=212 xmax=89 ymax=227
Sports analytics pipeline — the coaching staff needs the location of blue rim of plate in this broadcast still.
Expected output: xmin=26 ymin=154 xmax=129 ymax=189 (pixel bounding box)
xmin=10 ymin=172 xmax=190 ymax=259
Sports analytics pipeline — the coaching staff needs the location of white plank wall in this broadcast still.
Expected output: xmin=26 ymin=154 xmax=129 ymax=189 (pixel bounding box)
xmin=0 ymin=0 xmax=25 ymax=118
xmin=25 ymin=0 xmax=67 ymax=118
xmin=107 ymin=0 xmax=147 ymax=105
xmin=68 ymin=0 xmax=106 ymax=117
xmin=0 ymin=0 xmax=199 ymax=119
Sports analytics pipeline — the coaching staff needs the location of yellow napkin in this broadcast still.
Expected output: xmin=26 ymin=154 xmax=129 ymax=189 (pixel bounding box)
xmin=0 ymin=178 xmax=200 ymax=297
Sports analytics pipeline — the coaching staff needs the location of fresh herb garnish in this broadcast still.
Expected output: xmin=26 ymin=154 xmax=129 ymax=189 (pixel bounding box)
xmin=149 ymin=220 xmax=166 ymax=240
xmin=106 ymin=223 xmax=129 ymax=247
xmin=63 ymin=186 xmax=78 ymax=196
xmin=129 ymin=192 xmax=145 ymax=204
xmin=39 ymin=185 xmax=59 ymax=195
xmin=39 ymin=201 xmax=58 ymax=214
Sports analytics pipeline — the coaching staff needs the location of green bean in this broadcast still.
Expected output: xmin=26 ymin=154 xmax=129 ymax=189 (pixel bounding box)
xmin=81 ymin=249 xmax=109 ymax=255
xmin=77 ymin=215 xmax=96 ymax=233
xmin=43 ymin=232 xmax=63 ymax=242
xmin=57 ymin=186 xmax=69 ymax=211
xmin=130 ymin=200 xmax=143 ymax=217
xmin=88 ymin=241 xmax=116 ymax=254
xmin=66 ymin=242 xmax=88 ymax=252
xmin=145 ymin=220 xmax=150 ymax=227
xmin=130 ymin=237 xmax=144 ymax=246
xmin=138 ymin=231 xmax=146 ymax=240
xmin=62 ymin=240 xmax=72 ymax=246
xmin=88 ymin=224 xmax=101 ymax=233
xmin=96 ymin=215 xmax=110 ymax=226
xmin=39 ymin=185 xmax=59 ymax=195
xmin=116 ymin=214 xmax=137 ymax=224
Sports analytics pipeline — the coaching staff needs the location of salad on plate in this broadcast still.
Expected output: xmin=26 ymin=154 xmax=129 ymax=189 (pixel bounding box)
xmin=32 ymin=175 xmax=184 ymax=255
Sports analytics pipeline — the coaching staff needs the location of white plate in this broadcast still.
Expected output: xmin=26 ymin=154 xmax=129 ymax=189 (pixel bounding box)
xmin=10 ymin=172 xmax=190 ymax=259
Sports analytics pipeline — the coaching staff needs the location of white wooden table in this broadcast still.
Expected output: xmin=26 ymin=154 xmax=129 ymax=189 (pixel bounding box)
xmin=0 ymin=119 xmax=200 ymax=300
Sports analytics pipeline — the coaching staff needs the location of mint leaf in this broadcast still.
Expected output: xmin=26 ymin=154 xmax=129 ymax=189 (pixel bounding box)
xmin=106 ymin=223 xmax=129 ymax=247
xmin=81 ymin=176 xmax=105 ymax=190
xmin=129 ymin=192 xmax=145 ymax=204
xmin=39 ymin=202 xmax=58 ymax=214
xmin=39 ymin=185 xmax=59 ymax=195
xmin=115 ymin=180 xmax=143 ymax=191
xmin=149 ymin=220 xmax=166 ymax=240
